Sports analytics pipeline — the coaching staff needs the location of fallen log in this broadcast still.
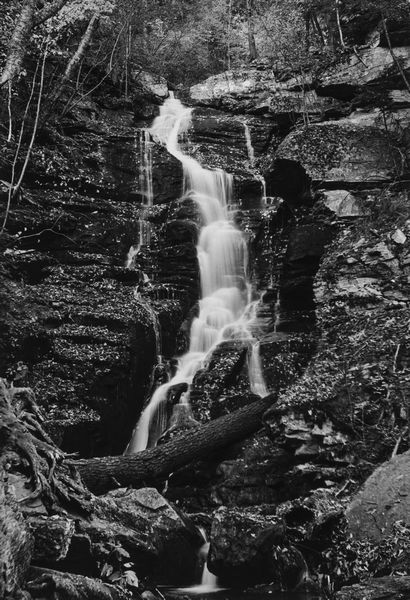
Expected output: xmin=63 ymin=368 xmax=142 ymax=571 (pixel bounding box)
xmin=74 ymin=394 xmax=275 ymax=495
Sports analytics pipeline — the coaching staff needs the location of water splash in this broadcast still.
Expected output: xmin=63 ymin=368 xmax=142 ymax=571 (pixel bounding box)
xmin=127 ymin=97 xmax=268 ymax=453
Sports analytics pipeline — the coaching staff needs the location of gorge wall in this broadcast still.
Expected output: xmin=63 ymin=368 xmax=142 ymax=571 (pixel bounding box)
xmin=2 ymin=17 xmax=410 ymax=599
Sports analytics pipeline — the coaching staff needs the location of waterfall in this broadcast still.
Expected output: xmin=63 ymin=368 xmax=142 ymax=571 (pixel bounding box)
xmin=127 ymin=96 xmax=268 ymax=453
xmin=178 ymin=528 xmax=220 ymax=594
xmin=126 ymin=129 xmax=154 ymax=267
xmin=243 ymin=122 xmax=255 ymax=166
xmin=242 ymin=121 xmax=267 ymax=205
xmin=249 ymin=341 xmax=268 ymax=397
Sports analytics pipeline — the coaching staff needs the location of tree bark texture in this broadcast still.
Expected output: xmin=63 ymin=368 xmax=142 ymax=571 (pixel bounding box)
xmin=246 ymin=0 xmax=258 ymax=61
xmin=0 ymin=0 xmax=37 ymax=86
xmin=74 ymin=395 xmax=274 ymax=495
xmin=61 ymin=13 xmax=99 ymax=86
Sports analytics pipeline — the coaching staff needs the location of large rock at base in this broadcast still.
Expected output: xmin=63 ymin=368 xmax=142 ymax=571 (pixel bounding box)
xmin=79 ymin=488 xmax=202 ymax=585
xmin=336 ymin=577 xmax=410 ymax=600
xmin=346 ymin=450 xmax=410 ymax=543
xmin=208 ymin=506 xmax=283 ymax=584
xmin=265 ymin=122 xmax=402 ymax=201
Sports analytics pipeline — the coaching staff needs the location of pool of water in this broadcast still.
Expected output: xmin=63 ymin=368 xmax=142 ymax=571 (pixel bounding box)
xmin=163 ymin=586 xmax=323 ymax=600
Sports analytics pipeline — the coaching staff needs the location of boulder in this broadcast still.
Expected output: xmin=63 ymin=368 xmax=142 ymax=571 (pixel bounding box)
xmin=346 ymin=451 xmax=410 ymax=542
xmin=265 ymin=122 xmax=402 ymax=201
xmin=208 ymin=506 xmax=308 ymax=588
xmin=79 ymin=487 xmax=203 ymax=585
xmin=132 ymin=71 xmax=169 ymax=119
xmin=336 ymin=577 xmax=410 ymax=600
xmin=318 ymin=47 xmax=410 ymax=99
xmin=208 ymin=506 xmax=285 ymax=585
xmin=322 ymin=190 xmax=366 ymax=217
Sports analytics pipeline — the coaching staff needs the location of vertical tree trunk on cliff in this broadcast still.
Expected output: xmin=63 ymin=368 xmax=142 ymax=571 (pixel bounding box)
xmin=61 ymin=13 xmax=99 ymax=87
xmin=0 ymin=0 xmax=37 ymax=86
xmin=246 ymin=0 xmax=258 ymax=62
xmin=227 ymin=0 xmax=232 ymax=69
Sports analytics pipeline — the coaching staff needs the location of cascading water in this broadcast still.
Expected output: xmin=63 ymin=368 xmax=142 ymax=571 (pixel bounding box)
xmin=177 ymin=528 xmax=221 ymax=594
xmin=242 ymin=121 xmax=267 ymax=205
xmin=243 ymin=122 xmax=255 ymax=166
xmin=127 ymin=95 xmax=268 ymax=454
xmin=126 ymin=129 xmax=154 ymax=267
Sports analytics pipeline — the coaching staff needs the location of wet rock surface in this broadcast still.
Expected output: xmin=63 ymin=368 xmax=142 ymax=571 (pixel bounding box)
xmin=2 ymin=36 xmax=410 ymax=600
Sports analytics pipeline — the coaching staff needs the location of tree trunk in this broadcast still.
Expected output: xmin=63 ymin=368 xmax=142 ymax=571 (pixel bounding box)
xmin=246 ymin=0 xmax=258 ymax=62
xmin=61 ymin=13 xmax=99 ymax=87
xmin=74 ymin=395 xmax=274 ymax=495
xmin=0 ymin=0 xmax=37 ymax=86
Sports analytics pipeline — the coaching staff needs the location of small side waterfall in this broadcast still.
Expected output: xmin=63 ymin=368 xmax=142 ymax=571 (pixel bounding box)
xmin=249 ymin=341 xmax=268 ymax=397
xmin=126 ymin=129 xmax=154 ymax=267
xmin=243 ymin=122 xmax=255 ymax=166
xmin=127 ymin=96 xmax=269 ymax=453
xmin=178 ymin=528 xmax=221 ymax=594
xmin=242 ymin=121 xmax=267 ymax=205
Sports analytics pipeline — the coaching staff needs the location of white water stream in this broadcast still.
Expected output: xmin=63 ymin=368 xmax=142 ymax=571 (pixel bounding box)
xmin=126 ymin=95 xmax=268 ymax=454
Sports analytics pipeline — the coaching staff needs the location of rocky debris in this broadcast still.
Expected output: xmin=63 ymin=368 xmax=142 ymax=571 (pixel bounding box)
xmin=336 ymin=577 xmax=410 ymax=600
xmin=346 ymin=451 xmax=410 ymax=542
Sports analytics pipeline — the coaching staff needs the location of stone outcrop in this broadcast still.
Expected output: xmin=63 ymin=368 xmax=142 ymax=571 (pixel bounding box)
xmin=346 ymin=451 xmax=410 ymax=542
xmin=317 ymin=47 xmax=410 ymax=99
xmin=265 ymin=122 xmax=404 ymax=201
xmin=336 ymin=577 xmax=410 ymax=600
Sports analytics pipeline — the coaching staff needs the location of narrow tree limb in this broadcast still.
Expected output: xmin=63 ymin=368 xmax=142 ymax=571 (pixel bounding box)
xmin=74 ymin=395 xmax=275 ymax=495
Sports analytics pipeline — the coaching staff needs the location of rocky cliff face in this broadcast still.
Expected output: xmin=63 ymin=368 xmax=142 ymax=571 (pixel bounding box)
xmin=2 ymin=29 xmax=410 ymax=599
